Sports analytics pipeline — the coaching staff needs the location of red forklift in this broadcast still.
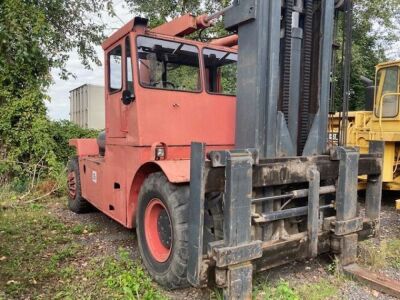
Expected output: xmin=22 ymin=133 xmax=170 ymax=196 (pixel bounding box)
xmin=68 ymin=1 xmax=386 ymax=298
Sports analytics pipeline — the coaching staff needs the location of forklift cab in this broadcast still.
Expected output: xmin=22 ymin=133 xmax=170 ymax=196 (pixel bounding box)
xmin=103 ymin=27 xmax=238 ymax=147
xmin=374 ymin=62 xmax=400 ymax=120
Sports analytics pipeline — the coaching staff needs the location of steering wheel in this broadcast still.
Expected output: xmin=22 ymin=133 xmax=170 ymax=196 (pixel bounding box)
xmin=152 ymin=81 xmax=176 ymax=89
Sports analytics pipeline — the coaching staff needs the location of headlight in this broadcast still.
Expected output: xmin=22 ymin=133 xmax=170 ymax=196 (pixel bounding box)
xmin=155 ymin=146 xmax=165 ymax=160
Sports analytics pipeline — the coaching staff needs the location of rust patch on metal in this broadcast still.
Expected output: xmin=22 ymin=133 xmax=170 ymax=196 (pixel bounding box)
xmin=343 ymin=264 xmax=400 ymax=298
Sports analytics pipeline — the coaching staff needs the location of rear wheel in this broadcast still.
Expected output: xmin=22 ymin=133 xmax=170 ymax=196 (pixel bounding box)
xmin=67 ymin=157 xmax=91 ymax=213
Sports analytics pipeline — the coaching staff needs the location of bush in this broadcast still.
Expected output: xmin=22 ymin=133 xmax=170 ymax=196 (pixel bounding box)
xmin=49 ymin=120 xmax=99 ymax=165
xmin=0 ymin=98 xmax=99 ymax=188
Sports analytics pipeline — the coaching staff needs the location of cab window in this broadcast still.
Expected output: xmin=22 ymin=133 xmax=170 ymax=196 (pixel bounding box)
xmin=109 ymin=45 xmax=122 ymax=93
xmin=203 ymin=48 xmax=237 ymax=95
xmin=375 ymin=66 xmax=399 ymax=118
xmin=137 ymin=36 xmax=201 ymax=92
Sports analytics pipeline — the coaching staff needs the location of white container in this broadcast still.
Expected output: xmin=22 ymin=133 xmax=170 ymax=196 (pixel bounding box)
xmin=69 ymin=84 xmax=105 ymax=130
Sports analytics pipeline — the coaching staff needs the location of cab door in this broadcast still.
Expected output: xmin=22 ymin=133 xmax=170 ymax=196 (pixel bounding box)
xmin=103 ymin=37 xmax=135 ymax=224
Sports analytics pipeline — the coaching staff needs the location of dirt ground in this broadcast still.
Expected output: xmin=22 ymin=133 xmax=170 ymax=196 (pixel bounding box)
xmin=50 ymin=193 xmax=400 ymax=300
xmin=1 ymin=191 xmax=399 ymax=299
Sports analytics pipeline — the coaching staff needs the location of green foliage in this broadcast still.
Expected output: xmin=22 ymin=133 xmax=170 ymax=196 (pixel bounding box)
xmin=297 ymin=279 xmax=338 ymax=300
xmin=128 ymin=0 xmax=231 ymax=36
xmin=0 ymin=117 xmax=98 ymax=186
xmin=359 ymin=239 xmax=400 ymax=270
xmin=0 ymin=202 xmax=75 ymax=297
xmin=49 ymin=120 xmax=98 ymax=165
xmin=0 ymin=0 xmax=108 ymax=184
xmin=261 ymin=281 xmax=300 ymax=300
xmin=101 ymin=249 xmax=166 ymax=300
xmin=333 ymin=0 xmax=400 ymax=111
xmin=255 ymin=279 xmax=340 ymax=300
xmin=387 ymin=239 xmax=400 ymax=269
xmin=0 ymin=195 xmax=165 ymax=299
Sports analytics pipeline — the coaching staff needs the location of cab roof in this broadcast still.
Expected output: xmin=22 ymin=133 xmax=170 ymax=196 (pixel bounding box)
xmin=101 ymin=17 xmax=237 ymax=53
xmin=376 ymin=60 xmax=400 ymax=69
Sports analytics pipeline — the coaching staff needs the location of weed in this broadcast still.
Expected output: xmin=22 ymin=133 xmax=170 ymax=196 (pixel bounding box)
xmin=257 ymin=281 xmax=300 ymax=300
xmin=327 ymin=257 xmax=345 ymax=280
xmin=29 ymin=203 xmax=44 ymax=211
xmin=386 ymin=239 xmax=400 ymax=269
xmin=0 ymin=193 xmax=165 ymax=299
xmin=359 ymin=239 xmax=400 ymax=270
xmin=71 ymin=224 xmax=85 ymax=234
xmin=60 ymin=266 xmax=76 ymax=279
xmin=212 ymin=288 xmax=223 ymax=300
xmin=49 ymin=243 xmax=81 ymax=270
xmin=297 ymin=279 xmax=338 ymax=300
xmin=100 ymin=249 xmax=166 ymax=299
xmin=0 ymin=198 xmax=81 ymax=297
xmin=70 ymin=223 xmax=98 ymax=235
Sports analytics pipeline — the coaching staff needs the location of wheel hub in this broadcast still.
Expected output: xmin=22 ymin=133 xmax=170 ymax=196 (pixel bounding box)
xmin=144 ymin=198 xmax=173 ymax=262
xmin=157 ymin=210 xmax=172 ymax=248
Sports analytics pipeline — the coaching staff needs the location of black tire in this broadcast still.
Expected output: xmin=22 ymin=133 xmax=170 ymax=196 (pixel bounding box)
xmin=67 ymin=157 xmax=91 ymax=213
xmin=136 ymin=172 xmax=189 ymax=289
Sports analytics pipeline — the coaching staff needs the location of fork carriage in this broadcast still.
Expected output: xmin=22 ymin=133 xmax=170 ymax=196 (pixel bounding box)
xmin=187 ymin=142 xmax=383 ymax=297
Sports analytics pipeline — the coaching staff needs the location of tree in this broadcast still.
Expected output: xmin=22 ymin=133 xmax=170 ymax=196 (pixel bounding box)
xmin=127 ymin=0 xmax=231 ymax=35
xmin=346 ymin=0 xmax=399 ymax=110
xmin=0 ymin=0 xmax=111 ymax=182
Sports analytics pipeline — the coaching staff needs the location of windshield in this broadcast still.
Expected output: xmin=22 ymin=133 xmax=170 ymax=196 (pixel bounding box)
xmin=203 ymin=48 xmax=237 ymax=95
xmin=137 ymin=36 xmax=201 ymax=92
xmin=375 ymin=66 xmax=399 ymax=118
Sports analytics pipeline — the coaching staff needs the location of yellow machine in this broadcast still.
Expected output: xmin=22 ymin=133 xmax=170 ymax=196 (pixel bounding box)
xmin=330 ymin=60 xmax=400 ymax=192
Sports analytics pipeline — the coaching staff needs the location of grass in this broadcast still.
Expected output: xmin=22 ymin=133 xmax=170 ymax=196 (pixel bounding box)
xmin=261 ymin=281 xmax=300 ymax=300
xmin=386 ymin=239 xmax=400 ymax=269
xmin=0 ymin=186 xmax=165 ymax=299
xmin=0 ymin=203 xmax=72 ymax=297
xmin=1 ymin=182 xmax=398 ymax=300
xmin=52 ymin=248 xmax=167 ymax=300
xmin=70 ymin=223 xmax=98 ymax=235
xmin=359 ymin=239 xmax=400 ymax=270
xmin=296 ymin=279 xmax=338 ymax=300
xmin=253 ymin=279 xmax=339 ymax=300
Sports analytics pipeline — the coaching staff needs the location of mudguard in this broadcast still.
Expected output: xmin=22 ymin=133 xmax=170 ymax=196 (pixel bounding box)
xmin=152 ymin=159 xmax=190 ymax=183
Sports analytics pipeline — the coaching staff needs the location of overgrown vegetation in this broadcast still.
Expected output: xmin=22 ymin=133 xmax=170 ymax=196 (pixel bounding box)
xmin=259 ymin=281 xmax=300 ymax=300
xmin=0 ymin=120 xmax=98 ymax=193
xmin=253 ymin=279 xmax=340 ymax=300
xmin=0 ymin=0 xmax=106 ymax=188
xmin=296 ymin=279 xmax=339 ymax=300
xmin=0 ymin=193 xmax=164 ymax=299
xmin=359 ymin=239 xmax=400 ymax=270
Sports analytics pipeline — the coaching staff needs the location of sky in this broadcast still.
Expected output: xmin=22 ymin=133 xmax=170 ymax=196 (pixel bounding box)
xmin=47 ymin=1 xmax=132 ymax=120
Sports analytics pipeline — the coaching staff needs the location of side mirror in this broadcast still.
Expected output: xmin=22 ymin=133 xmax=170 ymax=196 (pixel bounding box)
xmin=121 ymin=89 xmax=135 ymax=105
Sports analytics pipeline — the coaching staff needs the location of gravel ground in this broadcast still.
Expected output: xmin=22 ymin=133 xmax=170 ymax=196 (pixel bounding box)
xmin=50 ymin=193 xmax=400 ymax=300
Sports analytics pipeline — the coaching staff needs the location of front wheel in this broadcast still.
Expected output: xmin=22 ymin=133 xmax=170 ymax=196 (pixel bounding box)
xmin=136 ymin=172 xmax=189 ymax=289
